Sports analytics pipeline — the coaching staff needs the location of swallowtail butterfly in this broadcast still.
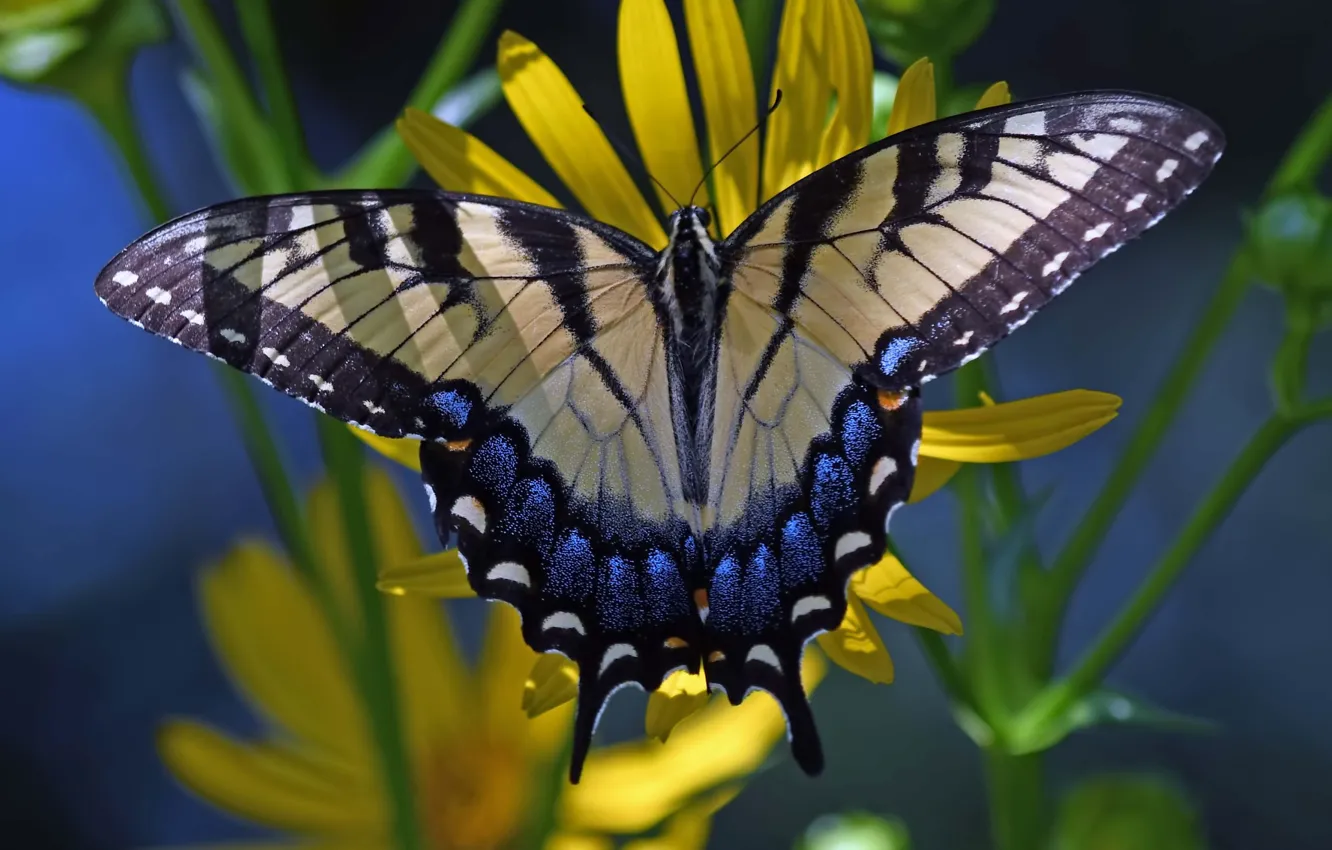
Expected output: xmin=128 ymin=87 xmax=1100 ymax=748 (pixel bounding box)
xmin=96 ymin=93 xmax=1223 ymax=780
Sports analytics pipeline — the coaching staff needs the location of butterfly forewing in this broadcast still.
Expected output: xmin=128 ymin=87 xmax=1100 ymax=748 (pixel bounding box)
xmin=726 ymin=91 xmax=1224 ymax=390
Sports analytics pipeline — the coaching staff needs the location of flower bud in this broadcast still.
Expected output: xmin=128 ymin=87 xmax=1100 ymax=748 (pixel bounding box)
xmin=0 ymin=0 xmax=161 ymax=86
xmin=858 ymin=0 xmax=994 ymax=65
xmin=1248 ymin=190 xmax=1332 ymax=324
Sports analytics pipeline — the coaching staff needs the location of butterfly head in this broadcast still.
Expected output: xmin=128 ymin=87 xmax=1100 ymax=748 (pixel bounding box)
xmin=665 ymin=205 xmax=720 ymax=285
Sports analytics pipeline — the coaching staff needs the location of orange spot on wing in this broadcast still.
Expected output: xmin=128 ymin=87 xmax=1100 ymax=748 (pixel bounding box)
xmin=878 ymin=390 xmax=906 ymax=411
xmin=693 ymin=588 xmax=709 ymax=612
xmin=664 ymin=637 xmax=689 ymax=649
xmin=446 ymin=438 xmax=472 ymax=452
xmin=707 ymin=650 xmax=726 ymax=663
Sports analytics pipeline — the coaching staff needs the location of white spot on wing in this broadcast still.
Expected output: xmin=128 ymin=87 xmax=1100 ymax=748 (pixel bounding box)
xmin=180 ymin=309 xmax=205 ymax=326
xmin=953 ymin=330 xmax=974 ymax=347
xmin=1083 ymin=222 xmax=1112 ymax=241
xmin=1042 ymin=251 xmax=1070 ymax=277
xmin=363 ymin=400 xmax=386 ymax=415
xmin=1109 ymin=116 xmax=1143 ymax=132
xmin=1155 ymin=159 xmax=1179 ymax=182
xmin=1003 ymin=111 xmax=1046 ymax=136
xmin=869 ymin=456 xmax=898 ymax=494
xmin=308 ymin=374 xmax=334 ymax=393
xmin=791 ymin=595 xmax=833 ymax=623
xmin=145 ymin=286 xmax=171 ymax=305
xmin=1125 ymin=193 xmax=1148 ymax=212
xmin=543 ymin=612 xmax=585 ymax=634
xmin=746 ymin=644 xmax=782 ymax=671
xmin=1000 ymin=291 xmax=1030 ymax=314
xmin=261 ymin=347 xmax=290 ymax=367
xmin=487 ymin=561 xmax=531 ymax=587
xmin=423 ymin=484 xmax=437 ymax=512
xmin=112 ymin=270 xmax=139 ymax=286
xmin=885 ymin=503 xmax=902 ymax=534
xmin=219 ymin=328 xmax=246 ymax=345
xmin=1184 ymin=131 xmax=1209 ymax=151
xmin=910 ymin=440 xmax=921 ymax=465
xmin=834 ymin=531 xmax=872 ymax=562
xmin=450 ymin=496 xmax=487 ymax=534
xmin=600 ymin=643 xmax=637 ymax=676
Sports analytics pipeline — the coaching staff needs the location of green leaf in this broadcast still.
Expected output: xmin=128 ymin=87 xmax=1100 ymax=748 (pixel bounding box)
xmin=1051 ymin=774 xmax=1206 ymax=850
xmin=0 ymin=0 xmax=102 ymax=33
xmin=179 ymin=68 xmax=268 ymax=197
xmin=799 ymin=813 xmax=911 ymax=850
xmin=0 ymin=24 xmax=84 ymax=79
xmin=859 ymin=0 xmax=994 ymax=66
xmin=1010 ymin=689 xmax=1217 ymax=755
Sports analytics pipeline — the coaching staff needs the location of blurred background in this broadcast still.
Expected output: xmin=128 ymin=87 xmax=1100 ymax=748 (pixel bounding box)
xmin=1 ymin=0 xmax=1330 ymax=847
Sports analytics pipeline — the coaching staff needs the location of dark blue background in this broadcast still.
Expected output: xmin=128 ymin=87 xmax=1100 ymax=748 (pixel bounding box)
xmin=2 ymin=0 xmax=1329 ymax=847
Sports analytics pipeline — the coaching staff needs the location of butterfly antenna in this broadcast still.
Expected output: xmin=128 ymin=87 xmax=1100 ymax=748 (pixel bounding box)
xmin=688 ymin=89 xmax=783 ymax=208
xmin=582 ymin=104 xmax=682 ymax=210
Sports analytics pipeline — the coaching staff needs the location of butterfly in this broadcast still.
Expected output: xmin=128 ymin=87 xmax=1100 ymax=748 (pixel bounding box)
xmin=96 ymin=92 xmax=1222 ymax=780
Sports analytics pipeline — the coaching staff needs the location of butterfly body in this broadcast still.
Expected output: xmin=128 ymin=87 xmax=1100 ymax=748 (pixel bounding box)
xmin=95 ymin=92 xmax=1223 ymax=781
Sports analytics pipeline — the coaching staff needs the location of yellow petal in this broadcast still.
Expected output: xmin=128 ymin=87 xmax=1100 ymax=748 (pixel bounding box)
xmin=388 ymin=588 xmax=474 ymax=762
xmin=920 ymin=390 xmax=1122 ymax=463
xmin=909 ymin=456 xmax=962 ymax=503
xmin=547 ymin=835 xmax=615 ymax=850
xmin=480 ymin=602 xmax=572 ymax=754
xmin=622 ymin=786 xmax=738 ymax=850
xmin=499 ymin=30 xmax=667 ymax=248
xmin=683 ymin=0 xmax=757 ymax=233
xmin=564 ymin=652 xmax=825 ymax=834
xmin=378 ymin=550 xmax=476 ymax=598
xmin=851 ymin=553 xmax=963 ymax=635
xmin=307 ymin=468 xmax=424 ymax=628
xmin=762 ymin=0 xmax=832 ymax=199
xmin=523 ymin=653 xmax=580 ymax=718
xmin=619 ymin=0 xmax=708 ymax=216
xmin=350 ymin=428 xmax=420 ymax=473
xmin=815 ymin=0 xmax=873 ymax=167
xmin=885 ymin=57 xmax=936 ymax=136
xmin=397 ymin=108 xmax=560 ymax=206
xmin=200 ymin=541 xmax=368 ymax=763
xmin=974 ymin=81 xmax=1011 ymax=110
xmin=158 ymin=721 xmax=381 ymax=832
xmin=645 ymin=669 xmax=711 ymax=743
xmin=816 ymin=593 xmax=895 ymax=684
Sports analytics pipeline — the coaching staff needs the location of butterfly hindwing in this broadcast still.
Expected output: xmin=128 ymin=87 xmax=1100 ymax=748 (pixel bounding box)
xmin=726 ymin=91 xmax=1224 ymax=390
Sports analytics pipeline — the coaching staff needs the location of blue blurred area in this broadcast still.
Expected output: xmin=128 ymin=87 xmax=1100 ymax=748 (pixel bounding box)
xmin=1 ymin=1 xmax=1329 ymax=848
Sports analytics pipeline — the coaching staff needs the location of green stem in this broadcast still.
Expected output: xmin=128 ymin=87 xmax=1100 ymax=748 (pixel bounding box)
xmin=515 ymin=728 xmax=574 ymax=850
xmin=215 ymin=370 xmax=319 ymax=584
xmin=737 ymin=0 xmax=776 ymax=84
xmin=984 ymin=749 xmax=1045 ymax=850
xmin=1035 ymin=253 xmax=1252 ymax=674
xmin=1267 ymin=91 xmax=1332 ymax=196
xmin=336 ymin=0 xmax=504 ymax=189
xmin=172 ymin=0 xmax=289 ymax=193
xmin=915 ymin=628 xmax=979 ymax=715
xmin=235 ymin=0 xmax=310 ymax=186
xmin=1272 ymin=300 xmax=1316 ymax=414
xmin=1014 ymin=412 xmax=1313 ymax=743
xmin=77 ymin=62 xmax=170 ymax=222
xmin=318 ymin=418 xmax=424 ymax=850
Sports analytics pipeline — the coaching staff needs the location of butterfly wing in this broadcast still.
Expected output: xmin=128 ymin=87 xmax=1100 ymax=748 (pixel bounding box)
xmin=701 ymin=92 xmax=1223 ymax=771
xmin=96 ymin=190 xmax=701 ymax=780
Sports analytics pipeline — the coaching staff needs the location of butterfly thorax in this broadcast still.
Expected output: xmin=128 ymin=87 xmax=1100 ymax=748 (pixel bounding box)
xmin=655 ymin=206 xmax=723 ymax=491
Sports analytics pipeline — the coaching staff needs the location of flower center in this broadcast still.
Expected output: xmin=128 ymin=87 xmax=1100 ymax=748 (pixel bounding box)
xmin=419 ymin=740 xmax=531 ymax=850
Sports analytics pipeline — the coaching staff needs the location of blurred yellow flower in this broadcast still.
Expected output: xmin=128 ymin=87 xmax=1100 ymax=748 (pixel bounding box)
xmin=356 ymin=1 xmax=1123 ymax=734
xmin=159 ymin=468 xmax=812 ymax=849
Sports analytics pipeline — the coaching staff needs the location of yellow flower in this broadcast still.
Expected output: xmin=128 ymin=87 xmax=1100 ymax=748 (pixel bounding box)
xmin=360 ymin=1 xmax=1123 ymax=733
xmin=159 ymin=468 xmax=809 ymax=849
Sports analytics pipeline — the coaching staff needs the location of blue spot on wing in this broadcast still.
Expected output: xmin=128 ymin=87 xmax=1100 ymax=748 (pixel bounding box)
xmin=744 ymin=545 xmax=780 ymax=628
xmin=709 ymin=554 xmax=742 ymax=631
xmin=811 ymin=454 xmax=854 ymax=531
xmin=646 ymin=549 xmax=689 ymax=622
xmin=841 ymin=401 xmax=880 ymax=467
xmin=549 ymin=528 xmax=594 ymax=600
xmin=470 ymin=435 xmax=518 ymax=495
xmin=599 ymin=555 xmax=645 ymax=631
xmin=781 ymin=512 xmax=823 ymax=586
xmin=502 ymin=478 xmax=555 ymax=555
xmin=428 ymin=388 xmax=472 ymax=430
xmin=878 ymin=337 xmax=922 ymax=377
